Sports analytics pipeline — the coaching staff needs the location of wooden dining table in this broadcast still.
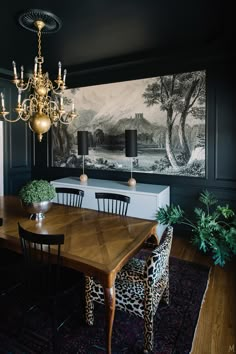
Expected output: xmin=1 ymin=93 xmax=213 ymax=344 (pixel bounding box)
xmin=0 ymin=195 xmax=158 ymax=354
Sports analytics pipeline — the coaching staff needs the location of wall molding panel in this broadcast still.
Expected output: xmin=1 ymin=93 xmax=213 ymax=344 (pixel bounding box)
xmin=0 ymin=78 xmax=32 ymax=194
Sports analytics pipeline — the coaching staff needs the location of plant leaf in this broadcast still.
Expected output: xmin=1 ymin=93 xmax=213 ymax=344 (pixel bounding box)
xmin=156 ymin=204 xmax=185 ymax=225
xmin=199 ymin=190 xmax=217 ymax=207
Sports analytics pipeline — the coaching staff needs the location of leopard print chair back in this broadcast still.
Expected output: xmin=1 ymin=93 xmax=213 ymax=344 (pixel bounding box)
xmin=85 ymin=226 xmax=173 ymax=353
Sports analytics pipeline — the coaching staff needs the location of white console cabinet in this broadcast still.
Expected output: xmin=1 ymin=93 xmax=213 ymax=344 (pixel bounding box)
xmin=51 ymin=177 xmax=170 ymax=240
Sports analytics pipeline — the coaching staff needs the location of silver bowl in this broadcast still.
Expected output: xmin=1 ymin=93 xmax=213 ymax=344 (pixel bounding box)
xmin=21 ymin=200 xmax=53 ymax=221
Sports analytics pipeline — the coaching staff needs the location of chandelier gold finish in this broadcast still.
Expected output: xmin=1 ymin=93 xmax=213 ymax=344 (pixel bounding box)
xmin=0 ymin=10 xmax=77 ymax=142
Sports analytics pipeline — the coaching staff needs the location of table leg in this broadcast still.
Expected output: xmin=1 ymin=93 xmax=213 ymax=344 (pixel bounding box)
xmin=103 ymin=285 xmax=115 ymax=354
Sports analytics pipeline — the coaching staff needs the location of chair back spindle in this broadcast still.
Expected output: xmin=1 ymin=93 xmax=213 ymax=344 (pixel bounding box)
xmin=95 ymin=192 xmax=130 ymax=216
xmin=18 ymin=223 xmax=64 ymax=296
xmin=55 ymin=187 xmax=84 ymax=208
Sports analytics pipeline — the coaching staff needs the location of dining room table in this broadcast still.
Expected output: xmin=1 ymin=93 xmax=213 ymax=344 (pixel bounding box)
xmin=0 ymin=195 xmax=158 ymax=354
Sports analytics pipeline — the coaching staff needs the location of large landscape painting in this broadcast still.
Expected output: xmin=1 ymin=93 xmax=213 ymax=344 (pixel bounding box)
xmin=52 ymin=70 xmax=206 ymax=177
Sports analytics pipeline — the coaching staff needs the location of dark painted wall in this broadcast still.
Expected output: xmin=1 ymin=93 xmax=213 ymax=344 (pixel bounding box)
xmin=0 ymin=78 xmax=31 ymax=194
xmin=31 ymin=55 xmax=236 ymax=214
xmin=1 ymin=53 xmax=236 ymax=217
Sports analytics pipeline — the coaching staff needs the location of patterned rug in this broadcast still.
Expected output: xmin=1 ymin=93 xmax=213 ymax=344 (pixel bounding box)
xmin=0 ymin=257 xmax=210 ymax=354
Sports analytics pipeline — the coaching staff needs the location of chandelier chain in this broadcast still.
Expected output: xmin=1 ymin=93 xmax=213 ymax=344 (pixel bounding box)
xmin=38 ymin=27 xmax=42 ymax=58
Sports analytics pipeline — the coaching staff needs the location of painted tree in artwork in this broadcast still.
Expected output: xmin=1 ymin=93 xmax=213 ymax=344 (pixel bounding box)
xmin=178 ymin=71 xmax=205 ymax=161
xmin=143 ymin=71 xmax=205 ymax=168
xmin=52 ymin=123 xmax=73 ymax=164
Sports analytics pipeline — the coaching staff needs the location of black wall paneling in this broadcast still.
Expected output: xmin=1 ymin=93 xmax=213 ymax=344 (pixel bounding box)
xmin=29 ymin=56 xmax=236 ymax=216
xmin=9 ymin=121 xmax=29 ymax=169
xmin=215 ymin=63 xmax=236 ymax=182
xmin=32 ymin=132 xmax=50 ymax=169
xmin=0 ymin=78 xmax=32 ymax=195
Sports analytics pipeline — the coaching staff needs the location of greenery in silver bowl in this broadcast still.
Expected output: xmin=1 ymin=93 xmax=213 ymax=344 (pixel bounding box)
xmin=19 ymin=179 xmax=56 ymax=204
xmin=156 ymin=190 xmax=236 ymax=267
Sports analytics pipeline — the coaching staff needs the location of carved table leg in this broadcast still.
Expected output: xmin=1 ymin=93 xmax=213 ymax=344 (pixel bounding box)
xmin=103 ymin=285 xmax=116 ymax=354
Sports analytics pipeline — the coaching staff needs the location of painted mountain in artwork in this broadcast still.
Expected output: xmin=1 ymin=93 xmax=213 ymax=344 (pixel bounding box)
xmin=65 ymin=78 xmax=166 ymax=129
xmin=109 ymin=113 xmax=156 ymax=135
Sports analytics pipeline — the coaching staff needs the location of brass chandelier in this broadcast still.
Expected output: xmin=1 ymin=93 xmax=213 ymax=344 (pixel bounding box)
xmin=0 ymin=9 xmax=77 ymax=142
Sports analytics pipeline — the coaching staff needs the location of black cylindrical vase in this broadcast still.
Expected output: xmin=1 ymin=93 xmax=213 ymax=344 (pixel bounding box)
xmin=78 ymin=131 xmax=89 ymax=155
xmin=125 ymin=130 xmax=137 ymax=157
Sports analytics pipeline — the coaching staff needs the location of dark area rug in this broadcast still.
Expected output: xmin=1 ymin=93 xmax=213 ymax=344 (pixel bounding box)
xmin=0 ymin=257 xmax=210 ymax=354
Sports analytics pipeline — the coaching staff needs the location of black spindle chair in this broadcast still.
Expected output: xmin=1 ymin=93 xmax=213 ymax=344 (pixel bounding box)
xmin=55 ymin=187 xmax=84 ymax=208
xmin=95 ymin=192 xmax=130 ymax=216
xmin=18 ymin=223 xmax=81 ymax=353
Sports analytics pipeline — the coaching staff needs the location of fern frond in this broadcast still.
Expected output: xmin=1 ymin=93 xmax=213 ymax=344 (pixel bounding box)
xmin=156 ymin=204 xmax=185 ymax=225
xmin=199 ymin=190 xmax=217 ymax=207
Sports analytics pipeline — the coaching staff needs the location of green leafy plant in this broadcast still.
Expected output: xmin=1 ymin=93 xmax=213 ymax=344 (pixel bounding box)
xmin=19 ymin=180 xmax=56 ymax=204
xmin=156 ymin=190 xmax=236 ymax=266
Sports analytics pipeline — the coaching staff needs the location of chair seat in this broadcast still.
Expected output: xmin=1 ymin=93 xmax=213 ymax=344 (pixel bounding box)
xmin=116 ymin=257 xmax=145 ymax=281
xmin=0 ymin=248 xmax=23 ymax=267
xmin=22 ymin=266 xmax=81 ymax=304
xmin=0 ymin=248 xmax=24 ymax=295
xmin=0 ymin=263 xmax=23 ymax=296
xmin=90 ymin=268 xmax=168 ymax=319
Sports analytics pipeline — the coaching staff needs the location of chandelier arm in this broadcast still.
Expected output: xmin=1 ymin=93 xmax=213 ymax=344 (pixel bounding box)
xmin=15 ymin=78 xmax=32 ymax=92
xmin=28 ymin=121 xmax=36 ymax=132
xmin=1 ymin=115 xmax=22 ymax=123
xmin=48 ymin=98 xmax=59 ymax=107
xmin=52 ymin=86 xmax=64 ymax=94
xmin=18 ymin=114 xmax=31 ymax=122
xmin=58 ymin=119 xmax=71 ymax=125
xmin=58 ymin=112 xmax=77 ymax=125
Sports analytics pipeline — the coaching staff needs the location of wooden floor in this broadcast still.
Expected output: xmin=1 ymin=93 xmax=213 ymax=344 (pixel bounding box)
xmin=171 ymin=235 xmax=236 ymax=354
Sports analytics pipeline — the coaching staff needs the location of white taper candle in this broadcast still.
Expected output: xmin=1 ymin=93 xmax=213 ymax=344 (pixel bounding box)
xmin=63 ymin=69 xmax=67 ymax=84
xmin=34 ymin=57 xmax=37 ymax=75
xmin=12 ymin=61 xmax=17 ymax=78
xmin=58 ymin=61 xmax=62 ymax=78
xmin=1 ymin=93 xmax=5 ymax=110
xmin=20 ymin=66 xmax=24 ymax=80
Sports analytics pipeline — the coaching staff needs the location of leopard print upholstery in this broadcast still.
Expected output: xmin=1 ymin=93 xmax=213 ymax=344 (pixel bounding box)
xmin=85 ymin=226 xmax=173 ymax=353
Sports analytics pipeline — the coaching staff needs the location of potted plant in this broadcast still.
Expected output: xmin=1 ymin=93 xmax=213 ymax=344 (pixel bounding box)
xmin=19 ymin=179 xmax=56 ymax=220
xmin=156 ymin=190 xmax=236 ymax=266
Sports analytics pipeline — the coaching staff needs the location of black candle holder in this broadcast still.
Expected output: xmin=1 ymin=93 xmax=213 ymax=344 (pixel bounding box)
xmin=125 ymin=129 xmax=137 ymax=186
xmin=78 ymin=131 xmax=89 ymax=182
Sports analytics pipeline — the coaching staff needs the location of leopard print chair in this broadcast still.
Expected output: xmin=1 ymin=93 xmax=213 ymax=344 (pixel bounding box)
xmin=85 ymin=226 xmax=173 ymax=353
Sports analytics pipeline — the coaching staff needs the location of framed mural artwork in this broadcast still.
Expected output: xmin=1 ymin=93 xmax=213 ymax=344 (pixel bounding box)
xmin=52 ymin=70 xmax=206 ymax=177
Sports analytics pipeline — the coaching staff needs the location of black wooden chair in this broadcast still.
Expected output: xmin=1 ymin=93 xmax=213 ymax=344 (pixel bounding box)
xmin=95 ymin=192 xmax=130 ymax=216
xmin=18 ymin=223 xmax=81 ymax=353
xmin=55 ymin=187 xmax=84 ymax=208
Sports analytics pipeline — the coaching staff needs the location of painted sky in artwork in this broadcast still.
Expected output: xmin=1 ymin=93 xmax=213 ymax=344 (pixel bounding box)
xmin=65 ymin=76 xmax=203 ymax=135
